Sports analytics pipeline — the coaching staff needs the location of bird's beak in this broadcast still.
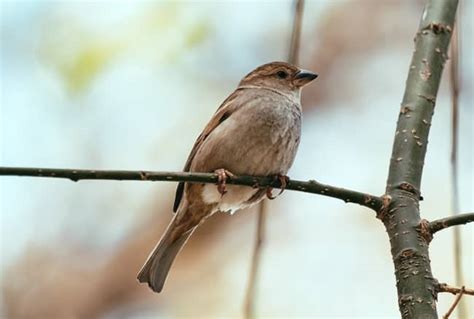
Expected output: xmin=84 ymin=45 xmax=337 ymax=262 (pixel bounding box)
xmin=294 ymin=69 xmax=318 ymax=87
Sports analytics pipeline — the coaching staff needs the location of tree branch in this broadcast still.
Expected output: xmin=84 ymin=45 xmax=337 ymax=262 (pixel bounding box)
xmin=288 ymin=0 xmax=304 ymax=65
xmin=442 ymin=286 xmax=465 ymax=319
xmin=245 ymin=1 xmax=307 ymax=317
xmin=0 ymin=166 xmax=383 ymax=211
xmin=382 ymin=0 xmax=458 ymax=318
xmin=437 ymin=283 xmax=474 ymax=296
xmin=448 ymin=15 xmax=466 ymax=319
xmin=429 ymin=213 xmax=474 ymax=235
xmin=243 ymin=202 xmax=267 ymax=319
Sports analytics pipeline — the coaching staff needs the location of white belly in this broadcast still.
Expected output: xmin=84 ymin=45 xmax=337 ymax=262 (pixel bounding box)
xmin=201 ymin=184 xmax=260 ymax=214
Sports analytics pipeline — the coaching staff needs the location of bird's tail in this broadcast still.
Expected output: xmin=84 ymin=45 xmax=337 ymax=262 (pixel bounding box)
xmin=137 ymin=214 xmax=195 ymax=293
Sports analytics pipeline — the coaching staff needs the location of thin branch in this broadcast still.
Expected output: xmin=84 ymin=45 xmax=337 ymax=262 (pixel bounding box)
xmin=243 ymin=202 xmax=267 ymax=319
xmin=288 ymin=0 xmax=304 ymax=65
xmin=382 ymin=0 xmax=459 ymax=317
xmin=246 ymin=1 xmax=305 ymax=317
xmin=0 ymin=166 xmax=383 ymax=211
xmin=429 ymin=213 xmax=474 ymax=235
xmin=442 ymin=286 xmax=465 ymax=319
xmin=449 ymin=13 xmax=466 ymax=319
xmin=438 ymin=283 xmax=474 ymax=296
xmin=450 ymin=11 xmax=460 ymax=167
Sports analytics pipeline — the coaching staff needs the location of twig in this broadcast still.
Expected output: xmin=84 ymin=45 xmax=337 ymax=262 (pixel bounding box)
xmin=288 ymin=0 xmax=304 ymax=65
xmin=429 ymin=213 xmax=474 ymax=235
xmin=448 ymin=14 xmax=466 ymax=319
xmin=382 ymin=0 xmax=459 ymax=317
xmin=0 ymin=166 xmax=383 ymax=211
xmin=243 ymin=202 xmax=267 ymax=319
xmin=245 ymin=1 xmax=306 ymax=317
xmin=438 ymin=283 xmax=474 ymax=296
xmin=442 ymin=286 xmax=465 ymax=319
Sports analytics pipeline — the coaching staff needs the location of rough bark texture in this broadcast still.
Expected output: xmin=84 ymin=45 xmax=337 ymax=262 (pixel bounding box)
xmin=383 ymin=0 xmax=458 ymax=318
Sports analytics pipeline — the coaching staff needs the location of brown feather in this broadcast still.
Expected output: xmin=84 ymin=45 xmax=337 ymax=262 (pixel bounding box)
xmin=173 ymin=88 xmax=245 ymax=212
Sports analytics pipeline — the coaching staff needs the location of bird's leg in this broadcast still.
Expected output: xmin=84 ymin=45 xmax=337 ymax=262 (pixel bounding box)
xmin=214 ymin=169 xmax=235 ymax=196
xmin=265 ymin=174 xmax=289 ymax=200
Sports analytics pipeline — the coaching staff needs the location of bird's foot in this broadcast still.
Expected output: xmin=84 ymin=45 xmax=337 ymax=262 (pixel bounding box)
xmin=266 ymin=187 xmax=276 ymax=200
xmin=266 ymin=174 xmax=289 ymax=200
xmin=214 ymin=169 xmax=235 ymax=196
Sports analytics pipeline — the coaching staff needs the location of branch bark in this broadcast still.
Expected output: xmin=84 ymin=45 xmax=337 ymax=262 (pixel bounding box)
xmin=0 ymin=166 xmax=383 ymax=211
xmin=428 ymin=213 xmax=474 ymax=235
xmin=288 ymin=0 xmax=304 ymax=65
xmin=243 ymin=202 xmax=267 ymax=319
xmin=448 ymin=15 xmax=466 ymax=319
xmin=442 ymin=286 xmax=465 ymax=319
xmin=382 ymin=0 xmax=458 ymax=318
xmin=437 ymin=283 xmax=474 ymax=296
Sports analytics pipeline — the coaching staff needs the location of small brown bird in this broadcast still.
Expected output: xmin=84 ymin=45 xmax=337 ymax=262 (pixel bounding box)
xmin=137 ymin=61 xmax=317 ymax=292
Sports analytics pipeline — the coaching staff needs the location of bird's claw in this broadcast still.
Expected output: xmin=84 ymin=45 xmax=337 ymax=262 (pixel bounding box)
xmin=266 ymin=187 xmax=276 ymax=200
xmin=265 ymin=174 xmax=289 ymax=200
xmin=214 ymin=169 xmax=235 ymax=196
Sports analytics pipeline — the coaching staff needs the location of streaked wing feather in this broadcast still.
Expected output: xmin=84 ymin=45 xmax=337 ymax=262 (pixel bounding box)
xmin=173 ymin=88 xmax=244 ymax=212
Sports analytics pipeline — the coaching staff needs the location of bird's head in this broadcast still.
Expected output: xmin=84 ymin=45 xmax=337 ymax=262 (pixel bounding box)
xmin=238 ymin=61 xmax=318 ymax=97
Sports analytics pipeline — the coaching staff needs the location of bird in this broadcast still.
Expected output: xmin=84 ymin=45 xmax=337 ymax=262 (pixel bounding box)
xmin=137 ymin=61 xmax=318 ymax=293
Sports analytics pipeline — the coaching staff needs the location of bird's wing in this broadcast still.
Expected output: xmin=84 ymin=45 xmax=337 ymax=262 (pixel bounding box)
xmin=173 ymin=88 xmax=245 ymax=212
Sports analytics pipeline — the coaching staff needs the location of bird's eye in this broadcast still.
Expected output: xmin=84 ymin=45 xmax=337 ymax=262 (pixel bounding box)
xmin=276 ymin=71 xmax=288 ymax=79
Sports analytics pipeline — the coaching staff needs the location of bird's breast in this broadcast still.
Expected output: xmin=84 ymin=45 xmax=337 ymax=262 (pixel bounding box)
xmin=192 ymin=90 xmax=302 ymax=213
xmin=193 ymin=94 xmax=301 ymax=177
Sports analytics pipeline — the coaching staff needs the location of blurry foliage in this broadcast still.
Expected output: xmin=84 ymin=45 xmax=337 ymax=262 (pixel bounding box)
xmin=56 ymin=41 xmax=120 ymax=94
xmin=185 ymin=23 xmax=208 ymax=48
xmin=40 ymin=3 xmax=210 ymax=95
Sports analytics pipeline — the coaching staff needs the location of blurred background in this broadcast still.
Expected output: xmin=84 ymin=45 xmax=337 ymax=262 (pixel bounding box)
xmin=1 ymin=0 xmax=472 ymax=318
